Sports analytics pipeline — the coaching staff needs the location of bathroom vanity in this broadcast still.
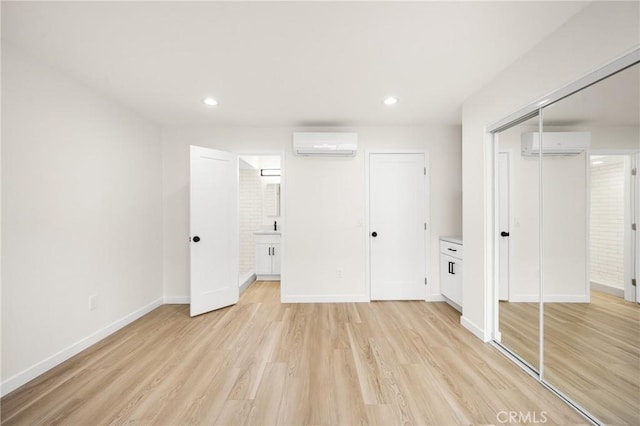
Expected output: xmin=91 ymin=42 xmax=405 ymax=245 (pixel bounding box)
xmin=254 ymin=230 xmax=281 ymax=280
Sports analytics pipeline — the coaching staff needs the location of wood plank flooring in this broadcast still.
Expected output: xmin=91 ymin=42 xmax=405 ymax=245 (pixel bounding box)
xmin=2 ymin=281 xmax=585 ymax=425
xmin=499 ymin=291 xmax=640 ymax=425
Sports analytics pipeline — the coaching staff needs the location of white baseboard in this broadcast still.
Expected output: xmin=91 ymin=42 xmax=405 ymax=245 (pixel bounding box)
xmin=1 ymin=297 xmax=163 ymax=397
xmin=508 ymin=294 xmax=589 ymax=303
xmin=163 ymin=296 xmax=190 ymax=304
xmin=590 ymin=281 xmax=624 ymax=298
xmin=256 ymin=274 xmax=280 ymax=281
xmin=281 ymin=294 xmax=369 ymax=303
xmin=461 ymin=315 xmax=490 ymax=342
xmin=426 ymin=293 xmax=446 ymax=302
xmin=443 ymin=297 xmax=462 ymax=313
xmin=239 ymin=274 xmax=256 ymax=295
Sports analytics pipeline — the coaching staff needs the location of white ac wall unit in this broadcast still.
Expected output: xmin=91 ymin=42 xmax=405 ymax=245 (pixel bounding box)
xmin=293 ymin=132 xmax=358 ymax=156
xmin=521 ymin=132 xmax=591 ymax=156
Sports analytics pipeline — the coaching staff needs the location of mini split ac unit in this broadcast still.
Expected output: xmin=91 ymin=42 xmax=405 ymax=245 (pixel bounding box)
xmin=293 ymin=132 xmax=358 ymax=156
xmin=521 ymin=132 xmax=591 ymax=156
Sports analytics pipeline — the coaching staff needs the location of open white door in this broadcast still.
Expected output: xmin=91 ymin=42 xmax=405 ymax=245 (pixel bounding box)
xmin=190 ymin=146 xmax=239 ymax=317
xmin=369 ymin=153 xmax=426 ymax=300
xmin=498 ymin=152 xmax=510 ymax=301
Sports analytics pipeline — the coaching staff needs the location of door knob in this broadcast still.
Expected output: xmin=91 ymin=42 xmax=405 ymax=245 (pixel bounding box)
xmin=371 ymin=232 xmax=378 ymax=237
xmin=500 ymin=231 xmax=509 ymax=237
xmin=193 ymin=236 xmax=201 ymax=242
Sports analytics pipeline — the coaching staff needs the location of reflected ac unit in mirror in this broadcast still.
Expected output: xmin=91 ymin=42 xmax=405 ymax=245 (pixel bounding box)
xmin=293 ymin=132 xmax=358 ymax=157
xmin=521 ymin=132 xmax=591 ymax=156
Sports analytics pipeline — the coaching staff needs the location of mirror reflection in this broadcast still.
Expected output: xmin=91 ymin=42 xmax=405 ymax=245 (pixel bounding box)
xmin=264 ymin=183 xmax=280 ymax=217
xmin=496 ymin=114 xmax=541 ymax=371
xmin=541 ymin=63 xmax=640 ymax=425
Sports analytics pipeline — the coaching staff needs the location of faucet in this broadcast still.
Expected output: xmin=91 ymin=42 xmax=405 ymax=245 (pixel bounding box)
xmin=274 ymin=221 xmax=277 ymax=231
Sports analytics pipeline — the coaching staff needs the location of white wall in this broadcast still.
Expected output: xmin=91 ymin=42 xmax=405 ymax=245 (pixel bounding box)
xmin=1 ymin=45 xmax=163 ymax=391
xmin=161 ymin=126 xmax=461 ymax=302
xmin=461 ymin=1 xmax=640 ymax=340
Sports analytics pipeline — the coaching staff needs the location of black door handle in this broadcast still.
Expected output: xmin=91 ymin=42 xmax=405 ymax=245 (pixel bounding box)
xmin=448 ymin=261 xmax=452 ymax=274
xmin=451 ymin=262 xmax=455 ymax=275
xmin=500 ymin=231 xmax=509 ymax=237
xmin=192 ymin=236 xmax=200 ymax=242
xmin=371 ymin=232 xmax=378 ymax=237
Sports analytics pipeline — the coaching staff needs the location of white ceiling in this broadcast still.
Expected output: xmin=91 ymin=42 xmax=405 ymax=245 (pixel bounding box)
xmin=2 ymin=1 xmax=590 ymax=127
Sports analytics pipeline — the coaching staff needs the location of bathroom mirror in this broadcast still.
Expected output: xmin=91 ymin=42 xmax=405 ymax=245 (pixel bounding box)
xmin=495 ymin=113 xmax=541 ymax=372
xmin=264 ymin=183 xmax=280 ymax=217
xmin=541 ymin=62 xmax=639 ymax=425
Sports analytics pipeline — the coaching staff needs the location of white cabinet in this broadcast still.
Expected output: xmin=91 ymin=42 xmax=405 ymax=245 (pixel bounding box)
xmin=255 ymin=233 xmax=281 ymax=280
xmin=440 ymin=237 xmax=462 ymax=311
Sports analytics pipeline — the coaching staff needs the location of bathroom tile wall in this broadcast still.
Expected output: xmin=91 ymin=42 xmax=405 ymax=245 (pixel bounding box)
xmin=590 ymin=158 xmax=625 ymax=290
xmin=239 ymin=168 xmax=262 ymax=272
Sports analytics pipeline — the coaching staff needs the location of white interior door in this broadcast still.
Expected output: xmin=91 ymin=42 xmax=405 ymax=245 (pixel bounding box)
xmin=498 ymin=152 xmax=510 ymax=301
xmin=369 ymin=153 xmax=426 ymax=300
xmin=190 ymin=145 xmax=239 ymax=317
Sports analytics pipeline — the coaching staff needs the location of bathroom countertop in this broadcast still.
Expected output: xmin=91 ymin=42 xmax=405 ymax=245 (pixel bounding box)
xmin=440 ymin=235 xmax=462 ymax=245
xmin=254 ymin=230 xmax=281 ymax=235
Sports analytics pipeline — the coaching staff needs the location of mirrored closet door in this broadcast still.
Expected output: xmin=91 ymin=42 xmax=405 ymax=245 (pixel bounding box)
xmin=541 ymin=62 xmax=640 ymax=425
xmin=495 ymin=114 xmax=541 ymax=372
xmin=493 ymin=57 xmax=639 ymax=425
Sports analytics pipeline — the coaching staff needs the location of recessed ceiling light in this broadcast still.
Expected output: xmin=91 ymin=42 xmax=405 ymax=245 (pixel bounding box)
xmin=202 ymin=97 xmax=218 ymax=107
xmin=591 ymin=161 xmax=603 ymax=165
xmin=383 ymin=97 xmax=398 ymax=106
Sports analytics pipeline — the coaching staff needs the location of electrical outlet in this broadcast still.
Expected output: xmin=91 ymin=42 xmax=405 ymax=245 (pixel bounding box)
xmin=89 ymin=295 xmax=97 ymax=311
xmin=337 ymin=268 xmax=343 ymax=278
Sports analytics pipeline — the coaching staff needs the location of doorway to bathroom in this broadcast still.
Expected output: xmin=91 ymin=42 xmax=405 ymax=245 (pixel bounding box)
xmin=239 ymin=154 xmax=283 ymax=296
xmin=589 ymin=153 xmax=637 ymax=302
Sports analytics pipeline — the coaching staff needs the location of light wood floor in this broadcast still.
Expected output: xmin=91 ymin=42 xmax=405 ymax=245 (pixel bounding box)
xmin=2 ymin=281 xmax=585 ymax=425
xmin=500 ymin=291 xmax=640 ymax=425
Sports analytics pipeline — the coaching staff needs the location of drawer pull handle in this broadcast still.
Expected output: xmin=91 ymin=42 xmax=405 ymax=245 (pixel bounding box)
xmin=447 ymin=248 xmax=457 ymax=252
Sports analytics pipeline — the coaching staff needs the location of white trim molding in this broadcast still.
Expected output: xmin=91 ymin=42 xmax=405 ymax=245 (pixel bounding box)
xmin=163 ymin=296 xmax=190 ymax=304
xmin=1 ymin=297 xmax=163 ymax=397
xmin=426 ymin=293 xmax=445 ymax=302
xmin=281 ymin=294 xmax=369 ymax=303
xmin=507 ymin=294 xmax=590 ymax=303
xmin=461 ymin=315 xmax=491 ymax=342
xmin=239 ymin=273 xmax=257 ymax=295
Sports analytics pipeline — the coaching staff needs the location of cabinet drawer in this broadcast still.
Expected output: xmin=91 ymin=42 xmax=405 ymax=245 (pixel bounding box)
xmin=440 ymin=240 xmax=463 ymax=259
xmin=255 ymin=234 xmax=281 ymax=245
